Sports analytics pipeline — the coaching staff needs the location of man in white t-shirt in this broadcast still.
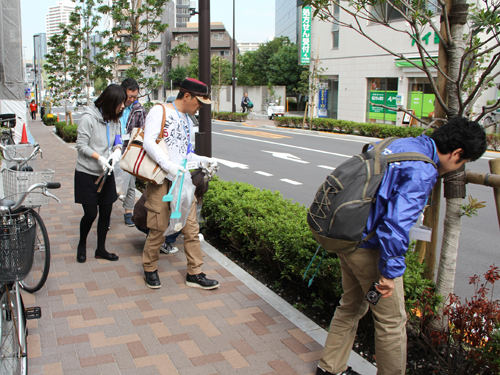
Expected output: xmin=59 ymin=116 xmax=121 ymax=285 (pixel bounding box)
xmin=142 ymin=78 xmax=219 ymax=290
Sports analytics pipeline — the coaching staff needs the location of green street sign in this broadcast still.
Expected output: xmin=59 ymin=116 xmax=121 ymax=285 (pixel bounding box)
xmin=300 ymin=6 xmax=312 ymax=66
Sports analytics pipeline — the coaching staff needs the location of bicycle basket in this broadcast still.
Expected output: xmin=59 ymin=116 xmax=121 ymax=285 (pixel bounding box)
xmin=2 ymin=144 xmax=39 ymax=170
xmin=0 ymin=209 xmax=37 ymax=282
xmin=2 ymin=168 xmax=55 ymax=206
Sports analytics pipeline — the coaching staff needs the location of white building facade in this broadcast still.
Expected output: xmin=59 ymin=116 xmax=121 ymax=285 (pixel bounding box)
xmin=307 ymin=4 xmax=499 ymax=125
xmin=45 ymin=1 xmax=76 ymax=52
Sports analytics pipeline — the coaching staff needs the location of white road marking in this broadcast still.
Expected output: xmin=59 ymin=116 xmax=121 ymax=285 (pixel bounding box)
xmin=214 ymin=158 xmax=249 ymax=169
xmin=255 ymin=171 xmax=273 ymax=176
xmin=318 ymin=165 xmax=336 ymax=170
xmin=262 ymin=151 xmax=309 ymax=163
xmin=280 ymin=179 xmax=302 ymax=185
xmin=213 ymin=132 xmax=352 ymax=158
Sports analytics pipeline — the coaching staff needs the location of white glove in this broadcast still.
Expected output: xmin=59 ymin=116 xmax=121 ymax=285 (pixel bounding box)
xmin=98 ymin=155 xmax=112 ymax=172
xmin=108 ymin=148 xmax=122 ymax=167
xmin=168 ymin=162 xmax=187 ymax=177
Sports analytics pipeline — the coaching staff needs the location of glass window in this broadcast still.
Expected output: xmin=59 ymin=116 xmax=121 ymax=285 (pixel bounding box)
xmin=332 ymin=3 xmax=339 ymax=49
xmin=370 ymin=0 xmax=406 ymax=22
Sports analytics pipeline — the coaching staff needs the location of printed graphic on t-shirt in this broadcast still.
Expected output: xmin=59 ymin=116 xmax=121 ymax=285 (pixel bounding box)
xmin=162 ymin=111 xmax=190 ymax=163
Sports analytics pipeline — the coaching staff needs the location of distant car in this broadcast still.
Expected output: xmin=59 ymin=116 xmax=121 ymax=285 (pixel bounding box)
xmin=189 ymin=114 xmax=199 ymax=152
xmin=166 ymin=95 xmax=176 ymax=103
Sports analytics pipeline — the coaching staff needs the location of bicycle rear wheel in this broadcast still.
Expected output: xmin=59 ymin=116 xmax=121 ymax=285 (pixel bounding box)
xmin=0 ymin=284 xmax=27 ymax=375
xmin=20 ymin=210 xmax=50 ymax=293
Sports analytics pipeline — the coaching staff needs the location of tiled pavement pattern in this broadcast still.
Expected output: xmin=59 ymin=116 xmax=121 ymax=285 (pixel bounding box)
xmin=22 ymin=120 xmax=324 ymax=375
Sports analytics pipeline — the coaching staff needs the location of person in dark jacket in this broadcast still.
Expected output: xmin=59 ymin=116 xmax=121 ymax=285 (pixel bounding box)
xmin=74 ymin=84 xmax=126 ymax=263
xmin=316 ymin=117 xmax=487 ymax=375
xmin=119 ymin=78 xmax=147 ymax=227
xmin=241 ymin=92 xmax=251 ymax=113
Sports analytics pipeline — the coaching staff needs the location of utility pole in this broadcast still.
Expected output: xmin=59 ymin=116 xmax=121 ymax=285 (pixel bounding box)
xmin=33 ymin=35 xmax=39 ymax=110
xmin=198 ymin=0 xmax=212 ymax=157
xmin=231 ymin=0 xmax=236 ymax=113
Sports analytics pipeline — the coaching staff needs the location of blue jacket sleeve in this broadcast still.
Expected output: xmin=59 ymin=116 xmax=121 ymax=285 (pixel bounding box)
xmin=376 ymin=162 xmax=437 ymax=278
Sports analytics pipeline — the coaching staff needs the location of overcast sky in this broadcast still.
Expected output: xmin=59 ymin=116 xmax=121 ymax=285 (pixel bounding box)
xmin=21 ymin=0 xmax=275 ymax=60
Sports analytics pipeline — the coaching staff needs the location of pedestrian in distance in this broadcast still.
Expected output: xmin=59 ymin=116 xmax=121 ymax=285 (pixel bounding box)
xmin=74 ymin=84 xmax=126 ymax=263
xmin=315 ymin=117 xmax=487 ymax=375
xmin=30 ymin=100 xmax=37 ymax=120
xmin=241 ymin=92 xmax=251 ymax=113
xmin=141 ymin=77 xmax=219 ymax=290
xmin=119 ymin=78 xmax=147 ymax=227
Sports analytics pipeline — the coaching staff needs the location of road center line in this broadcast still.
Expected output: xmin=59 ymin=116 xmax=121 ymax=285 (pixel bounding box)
xmin=280 ymin=179 xmax=302 ymax=185
xmin=213 ymin=132 xmax=352 ymax=158
xmin=255 ymin=171 xmax=273 ymax=176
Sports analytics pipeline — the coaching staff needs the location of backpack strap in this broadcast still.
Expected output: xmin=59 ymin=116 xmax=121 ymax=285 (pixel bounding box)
xmin=362 ymin=137 xmax=399 ymax=175
xmin=386 ymin=152 xmax=437 ymax=170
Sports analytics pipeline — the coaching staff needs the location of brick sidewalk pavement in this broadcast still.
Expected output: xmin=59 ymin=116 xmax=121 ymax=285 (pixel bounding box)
xmin=22 ymin=120 xmax=323 ymax=375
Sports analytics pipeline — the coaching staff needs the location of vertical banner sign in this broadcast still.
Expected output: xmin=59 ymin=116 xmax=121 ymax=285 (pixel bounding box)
xmin=300 ymin=6 xmax=312 ymax=65
xmin=318 ymin=89 xmax=328 ymax=117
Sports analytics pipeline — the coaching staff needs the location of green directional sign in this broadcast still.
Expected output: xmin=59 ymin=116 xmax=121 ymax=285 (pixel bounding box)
xmin=385 ymin=91 xmax=398 ymax=121
xmin=299 ymin=6 xmax=312 ymax=65
xmin=369 ymin=91 xmax=385 ymax=120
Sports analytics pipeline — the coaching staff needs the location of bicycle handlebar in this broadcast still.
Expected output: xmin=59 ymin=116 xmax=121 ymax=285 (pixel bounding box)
xmin=0 ymin=181 xmax=61 ymax=213
xmin=0 ymin=143 xmax=42 ymax=168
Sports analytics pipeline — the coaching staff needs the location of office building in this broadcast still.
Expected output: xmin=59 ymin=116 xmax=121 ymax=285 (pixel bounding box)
xmin=275 ymin=0 xmax=299 ymax=43
xmin=45 ymin=1 xmax=76 ymax=51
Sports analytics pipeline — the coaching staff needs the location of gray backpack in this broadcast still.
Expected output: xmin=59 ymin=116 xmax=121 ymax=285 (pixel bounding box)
xmin=307 ymin=137 xmax=437 ymax=253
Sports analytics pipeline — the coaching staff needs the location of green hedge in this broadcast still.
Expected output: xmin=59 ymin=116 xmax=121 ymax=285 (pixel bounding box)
xmin=274 ymin=116 xmax=433 ymax=138
xmin=54 ymin=121 xmax=68 ymax=138
xmin=42 ymin=114 xmax=57 ymax=126
xmin=212 ymin=111 xmax=249 ymax=122
xmin=201 ymin=178 xmax=437 ymax=313
xmin=275 ymin=116 xmax=500 ymax=151
xmin=62 ymin=124 xmax=78 ymax=142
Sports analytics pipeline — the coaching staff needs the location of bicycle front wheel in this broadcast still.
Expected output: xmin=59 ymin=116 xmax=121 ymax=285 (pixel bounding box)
xmin=20 ymin=210 xmax=50 ymax=293
xmin=0 ymin=285 xmax=27 ymax=375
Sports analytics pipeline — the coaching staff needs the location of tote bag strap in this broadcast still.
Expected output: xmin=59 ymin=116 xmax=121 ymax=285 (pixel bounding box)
xmin=154 ymin=103 xmax=167 ymax=143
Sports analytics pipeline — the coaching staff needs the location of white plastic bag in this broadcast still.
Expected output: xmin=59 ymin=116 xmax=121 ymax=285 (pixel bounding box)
xmin=114 ymin=164 xmax=132 ymax=198
xmin=164 ymin=171 xmax=195 ymax=236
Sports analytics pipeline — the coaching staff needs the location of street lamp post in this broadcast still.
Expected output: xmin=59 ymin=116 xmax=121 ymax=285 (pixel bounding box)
xmin=232 ymin=0 xmax=236 ymax=113
xmin=33 ymin=35 xmax=39 ymax=111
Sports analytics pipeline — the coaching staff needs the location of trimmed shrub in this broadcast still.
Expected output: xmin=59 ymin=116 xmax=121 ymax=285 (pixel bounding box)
xmin=201 ymin=177 xmax=440 ymax=317
xmin=54 ymin=121 xmax=68 ymax=138
xmin=62 ymin=124 xmax=78 ymax=142
xmin=42 ymin=114 xmax=57 ymax=126
xmin=212 ymin=111 xmax=249 ymax=122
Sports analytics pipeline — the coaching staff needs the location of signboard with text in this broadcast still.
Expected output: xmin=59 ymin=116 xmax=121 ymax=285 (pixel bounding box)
xmin=318 ymin=89 xmax=328 ymax=117
xmin=300 ymin=6 xmax=312 ymax=65
xmin=368 ymin=91 xmax=397 ymax=121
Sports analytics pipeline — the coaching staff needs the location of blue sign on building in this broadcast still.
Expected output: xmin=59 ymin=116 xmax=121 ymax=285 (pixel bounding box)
xmin=318 ymin=89 xmax=328 ymax=118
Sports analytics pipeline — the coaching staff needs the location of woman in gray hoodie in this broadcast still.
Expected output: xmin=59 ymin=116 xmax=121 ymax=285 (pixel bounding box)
xmin=75 ymin=84 xmax=126 ymax=263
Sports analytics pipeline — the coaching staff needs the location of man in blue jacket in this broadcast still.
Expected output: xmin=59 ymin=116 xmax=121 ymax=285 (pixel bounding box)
xmin=316 ymin=117 xmax=487 ymax=375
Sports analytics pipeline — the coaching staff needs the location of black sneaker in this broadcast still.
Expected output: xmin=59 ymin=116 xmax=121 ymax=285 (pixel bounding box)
xmin=185 ymin=273 xmax=220 ymax=290
xmin=144 ymin=270 xmax=161 ymax=289
xmin=124 ymin=213 xmax=135 ymax=227
xmin=159 ymin=242 xmax=179 ymax=255
xmin=316 ymin=366 xmax=360 ymax=375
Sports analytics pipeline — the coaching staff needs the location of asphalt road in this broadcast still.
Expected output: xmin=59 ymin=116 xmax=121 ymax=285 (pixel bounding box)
xmin=211 ymin=120 xmax=500 ymax=301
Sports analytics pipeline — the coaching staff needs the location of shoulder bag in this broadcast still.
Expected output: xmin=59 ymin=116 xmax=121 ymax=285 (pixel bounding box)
xmin=120 ymin=103 xmax=169 ymax=185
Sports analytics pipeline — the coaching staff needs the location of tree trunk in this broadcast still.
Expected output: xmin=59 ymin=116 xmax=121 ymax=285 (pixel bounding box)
xmin=432 ymin=165 xmax=466 ymax=331
xmin=432 ymin=197 xmax=462 ymax=330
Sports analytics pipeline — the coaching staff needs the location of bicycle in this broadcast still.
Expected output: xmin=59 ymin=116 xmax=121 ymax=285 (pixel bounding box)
xmin=0 ymin=181 xmax=61 ymax=375
xmin=0 ymin=144 xmax=55 ymax=293
xmin=0 ymin=114 xmax=18 ymax=146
